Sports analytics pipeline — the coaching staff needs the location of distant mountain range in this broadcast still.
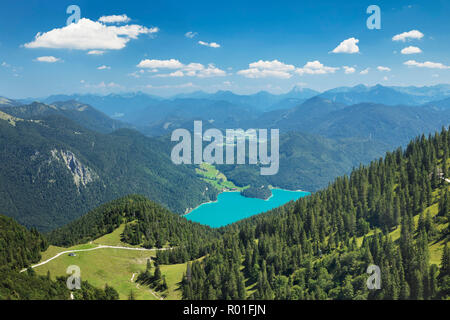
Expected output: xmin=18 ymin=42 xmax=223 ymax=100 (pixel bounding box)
xmin=14 ymin=84 xmax=447 ymax=135
xmin=0 ymin=83 xmax=449 ymax=230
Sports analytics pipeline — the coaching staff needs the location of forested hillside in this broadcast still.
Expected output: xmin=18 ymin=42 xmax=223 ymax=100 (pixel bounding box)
xmin=0 ymin=101 xmax=133 ymax=134
xmin=169 ymin=127 xmax=449 ymax=300
xmin=0 ymin=112 xmax=217 ymax=231
xmin=48 ymin=195 xmax=220 ymax=256
xmin=0 ymin=215 xmax=48 ymax=270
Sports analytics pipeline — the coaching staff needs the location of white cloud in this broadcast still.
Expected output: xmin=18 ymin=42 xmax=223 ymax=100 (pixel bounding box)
xmin=249 ymin=60 xmax=295 ymax=72
xmin=237 ymin=59 xmax=295 ymax=79
xmin=34 ymin=56 xmax=61 ymax=63
xmin=343 ymin=66 xmax=356 ymax=74
xmin=194 ymin=64 xmax=226 ymax=78
xmin=128 ymin=70 xmax=145 ymax=78
xmin=238 ymin=69 xmax=292 ymax=79
xmin=198 ymin=40 xmax=220 ymax=48
xmin=24 ymin=18 xmax=158 ymax=51
xmin=392 ymin=30 xmax=424 ymax=42
xmin=401 ymin=46 xmax=422 ymax=54
xmin=137 ymin=59 xmax=184 ymax=69
xmin=154 ymin=70 xmax=185 ymax=78
xmin=84 ymin=81 xmax=122 ymax=89
xmin=98 ymin=14 xmax=131 ymax=24
xmin=185 ymin=31 xmax=198 ymax=39
xmin=181 ymin=63 xmax=226 ymax=78
xmin=360 ymin=68 xmax=370 ymax=75
xmin=146 ymin=82 xmax=196 ymax=89
xmin=332 ymin=37 xmax=359 ymax=54
xmin=296 ymin=60 xmax=339 ymax=75
xmin=139 ymin=59 xmax=226 ymax=78
xmin=404 ymin=60 xmax=449 ymax=69
xmin=87 ymin=50 xmax=105 ymax=55
xmin=377 ymin=66 xmax=391 ymax=72
xmin=97 ymin=65 xmax=111 ymax=70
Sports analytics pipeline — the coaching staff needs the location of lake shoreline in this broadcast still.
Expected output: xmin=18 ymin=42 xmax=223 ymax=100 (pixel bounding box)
xmin=184 ymin=188 xmax=310 ymax=227
xmin=183 ymin=187 xmax=309 ymax=217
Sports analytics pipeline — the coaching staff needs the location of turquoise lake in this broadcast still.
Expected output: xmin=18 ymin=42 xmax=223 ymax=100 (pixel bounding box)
xmin=185 ymin=189 xmax=310 ymax=228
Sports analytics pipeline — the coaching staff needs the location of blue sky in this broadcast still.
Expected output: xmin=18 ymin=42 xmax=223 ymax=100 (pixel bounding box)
xmin=0 ymin=0 xmax=449 ymax=98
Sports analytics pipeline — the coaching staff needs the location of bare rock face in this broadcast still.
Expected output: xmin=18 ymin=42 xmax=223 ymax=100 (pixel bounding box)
xmin=51 ymin=149 xmax=98 ymax=188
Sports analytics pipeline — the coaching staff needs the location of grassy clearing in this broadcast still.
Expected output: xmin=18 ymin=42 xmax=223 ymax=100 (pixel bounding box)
xmin=159 ymin=262 xmax=188 ymax=299
xmin=92 ymin=222 xmax=142 ymax=248
xmin=35 ymin=247 xmax=159 ymax=300
xmin=196 ymin=162 xmax=248 ymax=191
xmin=35 ymin=226 xmax=190 ymax=300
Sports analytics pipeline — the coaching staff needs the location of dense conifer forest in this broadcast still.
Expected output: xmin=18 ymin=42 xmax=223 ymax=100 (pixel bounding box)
xmin=175 ymin=127 xmax=449 ymax=299
xmin=48 ymin=194 xmax=220 ymax=254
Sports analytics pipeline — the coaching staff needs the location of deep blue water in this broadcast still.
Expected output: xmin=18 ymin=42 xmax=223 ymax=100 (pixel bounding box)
xmin=185 ymin=188 xmax=310 ymax=228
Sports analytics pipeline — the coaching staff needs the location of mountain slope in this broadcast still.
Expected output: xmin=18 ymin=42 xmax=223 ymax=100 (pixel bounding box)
xmin=0 ymin=113 xmax=217 ymax=231
xmin=258 ymin=97 xmax=450 ymax=150
xmin=178 ymin=127 xmax=450 ymax=300
xmin=1 ymin=101 xmax=133 ymax=134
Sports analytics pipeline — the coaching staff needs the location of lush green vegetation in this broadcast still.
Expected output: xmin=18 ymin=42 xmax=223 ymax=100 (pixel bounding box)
xmin=34 ymin=246 xmax=159 ymax=300
xmin=47 ymin=195 xmax=220 ymax=252
xmin=179 ymin=127 xmax=450 ymax=300
xmin=0 ymin=112 xmax=217 ymax=231
xmin=0 ymin=214 xmax=119 ymax=300
xmin=0 ymin=215 xmax=47 ymax=270
xmin=196 ymin=162 xmax=247 ymax=192
xmin=241 ymin=185 xmax=272 ymax=200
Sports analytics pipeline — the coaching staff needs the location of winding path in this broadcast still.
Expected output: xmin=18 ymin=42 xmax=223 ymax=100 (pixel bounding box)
xmin=21 ymin=245 xmax=171 ymax=272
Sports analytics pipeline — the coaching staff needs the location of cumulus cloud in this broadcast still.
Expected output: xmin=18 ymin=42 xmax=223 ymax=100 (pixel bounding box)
xmin=401 ymin=46 xmax=422 ymax=54
xmin=198 ymin=40 xmax=221 ymax=48
xmin=404 ymin=60 xmax=449 ymax=69
xmin=24 ymin=18 xmax=158 ymax=51
xmin=332 ymin=37 xmax=359 ymax=54
xmin=146 ymin=82 xmax=196 ymax=89
xmin=154 ymin=70 xmax=185 ymax=78
xmin=128 ymin=70 xmax=145 ymax=78
xmin=87 ymin=50 xmax=105 ymax=55
xmin=98 ymin=14 xmax=131 ymax=24
xmin=296 ymin=61 xmax=339 ymax=75
xmin=360 ymin=68 xmax=370 ymax=75
xmin=392 ymin=30 xmax=424 ymax=42
xmin=34 ymin=56 xmax=61 ymax=63
xmin=138 ymin=59 xmax=184 ymax=69
xmin=97 ymin=65 xmax=111 ymax=70
xmin=249 ymin=60 xmax=295 ymax=72
xmin=194 ymin=64 xmax=226 ymax=78
xmin=138 ymin=59 xmax=226 ymax=78
xmin=237 ymin=60 xmax=295 ymax=79
xmin=185 ymin=31 xmax=198 ymax=39
xmin=84 ymin=81 xmax=122 ymax=89
xmin=237 ymin=68 xmax=292 ymax=79
xmin=343 ymin=66 xmax=356 ymax=74
xmin=377 ymin=66 xmax=391 ymax=72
